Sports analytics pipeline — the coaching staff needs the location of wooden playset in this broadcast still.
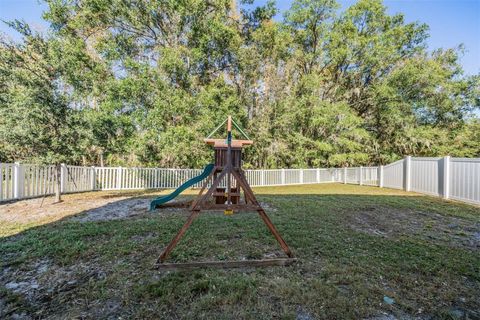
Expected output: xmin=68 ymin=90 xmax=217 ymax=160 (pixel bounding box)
xmin=154 ymin=116 xmax=295 ymax=269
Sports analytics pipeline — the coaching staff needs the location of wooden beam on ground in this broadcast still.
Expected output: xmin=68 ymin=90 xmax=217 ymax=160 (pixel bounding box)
xmin=157 ymin=200 xmax=192 ymax=208
xmin=200 ymin=204 xmax=261 ymax=211
xmin=157 ymin=258 xmax=298 ymax=270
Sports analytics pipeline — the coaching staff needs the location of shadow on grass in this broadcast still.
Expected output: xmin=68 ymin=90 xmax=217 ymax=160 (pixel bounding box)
xmin=0 ymin=190 xmax=479 ymax=319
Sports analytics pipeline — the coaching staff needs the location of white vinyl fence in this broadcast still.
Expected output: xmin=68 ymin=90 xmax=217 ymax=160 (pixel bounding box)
xmin=1 ymin=156 xmax=479 ymax=206
xmin=334 ymin=156 xmax=480 ymax=206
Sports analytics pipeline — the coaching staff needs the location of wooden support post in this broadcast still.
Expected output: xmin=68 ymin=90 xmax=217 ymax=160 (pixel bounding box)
xmin=226 ymin=116 xmax=232 ymax=207
xmin=343 ymin=167 xmax=347 ymax=184
xmin=157 ymin=210 xmax=201 ymax=263
xmin=233 ymin=169 xmax=293 ymax=258
xmin=227 ymin=115 xmax=232 ymax=132
xmin=158 ymin=168 xmax=228 ymax=263
xmin=191 ymin=168 xmax=226 ymax=211
xmin=257 ymin=209 xmax=293 ymax=257
xmin=189 ymin=168 xmax=216 ymax=210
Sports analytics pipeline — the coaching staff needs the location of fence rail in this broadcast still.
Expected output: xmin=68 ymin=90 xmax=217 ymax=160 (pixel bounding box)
xmin=1 ymin=156 xmax=479 ymax=206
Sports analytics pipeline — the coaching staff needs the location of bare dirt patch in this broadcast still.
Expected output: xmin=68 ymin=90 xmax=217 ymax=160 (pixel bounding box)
xmin=0 ymin=257 xmax=112 ymax=319
xmin=347 ymin=206 xmax=480 ymax=250
xmin=71 ymin=197 xmax=151 ymax=222
xmin=69 ymin=197 xmax=191 ymax=222
xmin=0 ymin=191 xmax=191 ymax=227
xmin=0 ymin=192 xmax=141 ymax=224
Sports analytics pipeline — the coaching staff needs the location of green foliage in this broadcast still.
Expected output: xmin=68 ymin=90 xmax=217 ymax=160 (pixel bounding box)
xmin=0 ymin=0 xmax=478 ymax=167
xmin=0 ymin=21 xmax=86 ymax=164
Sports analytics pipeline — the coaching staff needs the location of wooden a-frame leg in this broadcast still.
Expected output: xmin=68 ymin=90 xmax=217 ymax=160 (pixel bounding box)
xmin=158 ymin=169 xmax=228 ymax=263
xmin=257 ymin=209 xmax=293 ymax=258
xmin=157 ymin=210 xmax=200 ymax=263
xmin=189 ymin=168 xmax=216 ymax=210
xmin=191 ymin=168 xmax=227 ymax=211
xmin=232 ymin=170 xmax=293 ymax=258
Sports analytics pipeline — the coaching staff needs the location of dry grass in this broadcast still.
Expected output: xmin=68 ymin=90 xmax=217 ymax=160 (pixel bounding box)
xmin=0 ymin=184 xmax=479 ymax=319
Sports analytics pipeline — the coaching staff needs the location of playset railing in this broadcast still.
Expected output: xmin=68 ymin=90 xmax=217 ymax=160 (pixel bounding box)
xmin=1 ymin=156 xmax=479 ymax=205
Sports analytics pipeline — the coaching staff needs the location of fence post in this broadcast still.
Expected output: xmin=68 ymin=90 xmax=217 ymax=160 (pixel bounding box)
xmin=343 ymin=167 xmax=347 ymax=184
xmin=359 ymin=167 xmax=363 ymax=185
xmin=281 ymin=169 xmax=285 ymax=185
xmin=154 ymin=168 xmax=158 ymax=188
xmin=13 ymin=162 xmax=24 ymax=199
xmin=378 ymin=165 xmax=384 ymax=188
xmin=60 ymin=163 xmax=67 ymax=193
xmin=90 ymin=166 xmax=96 ymax=190
xmin=442 ymin=156 xmax=450 ymax=199
xmin=300 ymin=169 xmax=304 ymax=184
xmin=332 ymin=169 xmax=335 ymax=182
xmin=404 ymin=156 xmax=412 ymax=192
xmin=316 ymin=168 xmax=320 ymax=183
xmin=260 ymin=169 xmax=265 ymax=186
xmin=117 ymin=166 xmax=122 ymax=190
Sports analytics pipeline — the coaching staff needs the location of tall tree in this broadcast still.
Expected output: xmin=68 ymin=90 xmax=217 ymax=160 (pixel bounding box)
xmin=0 ymin=21 xmax=86 ymax=201
xmin=1 ymin=0 xmax=478 ymax=170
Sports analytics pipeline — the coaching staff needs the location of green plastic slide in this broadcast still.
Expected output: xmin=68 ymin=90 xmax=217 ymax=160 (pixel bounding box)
xmin=149 ymin=163 xmax=214 ymax=211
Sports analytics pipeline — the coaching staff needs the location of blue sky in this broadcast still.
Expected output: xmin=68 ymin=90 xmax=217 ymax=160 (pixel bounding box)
xmin=1 ymin=0 xmax=479 ymax=75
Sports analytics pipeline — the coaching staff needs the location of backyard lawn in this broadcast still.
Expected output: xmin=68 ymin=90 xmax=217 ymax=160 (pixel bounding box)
xmin=0 ymin=184 xmax=479 ymax=319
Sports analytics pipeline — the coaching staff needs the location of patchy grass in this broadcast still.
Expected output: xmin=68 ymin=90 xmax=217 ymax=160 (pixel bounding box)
xmin=0 ymin=184 xmax=479 ymax=319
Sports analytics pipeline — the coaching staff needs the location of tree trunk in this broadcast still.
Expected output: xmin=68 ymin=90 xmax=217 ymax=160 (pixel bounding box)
xmin=55 ymin=163 xmax=62 ymax=203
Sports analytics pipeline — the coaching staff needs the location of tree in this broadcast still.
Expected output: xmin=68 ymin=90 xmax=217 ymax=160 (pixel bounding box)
xmin=0 ymin=21 xmax=86 ymax=201
xmin=0 ymin=0 xmax=478 ymax=171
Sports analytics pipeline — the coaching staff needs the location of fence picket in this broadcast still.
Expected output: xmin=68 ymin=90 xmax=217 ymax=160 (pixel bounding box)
xmin=1 ymin=158 xmax=479 ymax=205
